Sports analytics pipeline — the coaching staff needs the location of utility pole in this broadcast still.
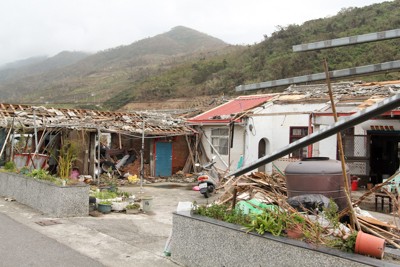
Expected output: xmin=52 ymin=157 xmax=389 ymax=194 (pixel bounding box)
xmin=140 ymin=117 xmax=145 ymax=194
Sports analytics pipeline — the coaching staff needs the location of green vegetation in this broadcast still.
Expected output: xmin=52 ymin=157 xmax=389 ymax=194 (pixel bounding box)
xmin=97 ymin=1 xmax=400 ymax=110
xmin=193 ymin=202 xmax=252 ymax=225
xmin=194 ymin=202 xmax=359 ymax=253
xmin=26 ymin=169 xmax=56 ymax=182
xmin=91 ymin=191 xmax=118 ymax=200
xmin=126 ymin=203 xmax=140 ymax=210
xmin=1 ymin=2 xmax=400 ymax=110
xmin=57 ymin=140 xmax=78 ymax=179
xmin=328 ymin=231 xmax=358 ymax=253
xmin=98 ymin=200 xmax=112 ymax=205
xmin=323 ymin=199 xmax=340 ymax=229
xmin=244 ymin=211 xmax=286 ymax=236
xmin=3 ymin=161 xmax=16 ymax=172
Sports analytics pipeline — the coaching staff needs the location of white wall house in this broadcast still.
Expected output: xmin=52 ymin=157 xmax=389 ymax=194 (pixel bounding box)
xmin=245 ymin=96 xmax=328 ymax=173
xmin=188 ymin=81 xmax=400 ymax=186
xmin=187 ymin=94 xmax=275 ymax=173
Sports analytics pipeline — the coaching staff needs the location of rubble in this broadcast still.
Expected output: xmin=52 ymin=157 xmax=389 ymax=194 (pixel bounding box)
xmin=215 ymin=171 xmax=400 ymax=256
xmin=285 ymin=81 xmax=400 ymax=99
xmin=0 ymin=103 xmax=194 ymax=136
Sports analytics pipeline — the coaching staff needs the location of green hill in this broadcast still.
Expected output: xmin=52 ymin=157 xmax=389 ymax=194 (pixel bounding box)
xmin=1 ymin=1 xmax=400 ymax=110
xmin=106 ymin=1 xmax=400 ymax=110
xmin=0 ymin=26 xmax=229 ymax=105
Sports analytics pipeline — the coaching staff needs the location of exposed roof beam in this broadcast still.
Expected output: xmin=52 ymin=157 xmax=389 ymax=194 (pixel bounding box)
xmin=235 ymin=60 xmax=400 ymax=92
xmin=226 ymin=93 xmax=400 ymax=178
xmin=293 ymin=29 xmax=400 ymax=52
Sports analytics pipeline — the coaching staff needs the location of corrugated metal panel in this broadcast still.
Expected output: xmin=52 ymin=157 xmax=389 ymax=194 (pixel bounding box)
xmin=187 ymin=94 xmax=275 ymax=123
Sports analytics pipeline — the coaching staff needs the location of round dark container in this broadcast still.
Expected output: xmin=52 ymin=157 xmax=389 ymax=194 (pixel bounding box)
xmin=285 ymin=157 xmax=350 ymax=211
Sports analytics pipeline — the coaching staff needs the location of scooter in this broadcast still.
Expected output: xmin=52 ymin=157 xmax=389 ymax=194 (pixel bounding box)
xmin=196 ymin=156 xmax=219 ymax=198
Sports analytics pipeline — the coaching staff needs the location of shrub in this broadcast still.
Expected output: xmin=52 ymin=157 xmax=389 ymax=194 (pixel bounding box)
xmin=4 ymin=161 xmax=16 ymax=171
xmin=193 ymin=203 xmax=251 ymax=226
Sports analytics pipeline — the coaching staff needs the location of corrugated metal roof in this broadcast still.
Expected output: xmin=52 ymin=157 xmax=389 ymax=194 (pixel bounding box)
xmin=0 ymin=103 xmax=194 ymax=136
xmin=187 ymin=94 xmax=276 ymax=124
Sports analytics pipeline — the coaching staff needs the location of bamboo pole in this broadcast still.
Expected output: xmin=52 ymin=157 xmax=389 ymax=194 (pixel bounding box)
xmin=323 ymin=59 xmax=361 ymax=231
xmin=359 ymin=219 xmax=400 ymax=241
xmin=360 ymin=224 xmax=400 ymax=249
xmin=199 ymin=128 xmax=229 ymax=168
xmin=340 ymin=172 xmax=399 ymax=217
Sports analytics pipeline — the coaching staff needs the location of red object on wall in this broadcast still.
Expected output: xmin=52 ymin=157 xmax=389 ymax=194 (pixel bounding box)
xmin=351 ymin=180 xmax=358 ymax=191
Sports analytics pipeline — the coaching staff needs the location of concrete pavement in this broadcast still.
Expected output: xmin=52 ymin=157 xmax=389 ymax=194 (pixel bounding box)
xmin=1 ymin=183 xmax=398 ymax=266
xmin=0 ymin=212 xmax=104 ymax=267
xmin=0 ymin=183 xmax=217 ymax=267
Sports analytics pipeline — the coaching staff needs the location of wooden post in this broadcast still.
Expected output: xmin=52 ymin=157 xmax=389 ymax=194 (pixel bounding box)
xmin=89 ymin=132 xmax=96 ymax=178
xmin=231 ymin=187 xmax=238 ymax=210
xmin=323 ymin=59 xmax=360 ymax=231
xmin=185 ymin=135 xmax=196 ymax=172
xmin=97 ymin=128 xmax=101 ymax=186
xmin=0 ymin=126 xmax=13 ymax=160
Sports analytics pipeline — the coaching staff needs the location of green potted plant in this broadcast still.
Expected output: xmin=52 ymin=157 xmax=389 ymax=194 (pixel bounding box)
xmin=97 ymin=200 xmax=112 ymax=214
xmin=126 ymin=203 xmax=141 ymax=214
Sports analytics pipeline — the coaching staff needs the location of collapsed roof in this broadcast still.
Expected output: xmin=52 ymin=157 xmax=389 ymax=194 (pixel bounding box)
xmin=0 ymin=103 xmax=195 ymax=136
xmin=188 ymin=81 xmax=400 ymax=124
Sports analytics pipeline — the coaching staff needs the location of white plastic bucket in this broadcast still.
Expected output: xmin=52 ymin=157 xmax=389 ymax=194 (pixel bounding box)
xmin=141 ymin=196 xmax=153 ymax=213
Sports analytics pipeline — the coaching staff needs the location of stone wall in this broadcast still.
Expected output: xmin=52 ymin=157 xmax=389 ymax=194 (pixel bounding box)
xmin=0 ymin=172 xmax=89 ymax=217
xmin=171 ymin=212 xmax=392 ymax=267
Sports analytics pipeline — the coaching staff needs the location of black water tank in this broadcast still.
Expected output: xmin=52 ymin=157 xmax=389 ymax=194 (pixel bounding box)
xmin=285 ymin=157 xmax=350 ymax=211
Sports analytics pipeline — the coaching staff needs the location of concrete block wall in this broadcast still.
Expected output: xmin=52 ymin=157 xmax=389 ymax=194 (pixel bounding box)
xmin=0 ymin=172 xmax=89 ymax=217
xmin=171 ymin=212 xmax=392 ymax=267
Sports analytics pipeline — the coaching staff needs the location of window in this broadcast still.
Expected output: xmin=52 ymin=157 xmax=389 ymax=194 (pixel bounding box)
xmin=211 ymin=128 xmax=229 ymax=155
xmin=289 ymin=127 xmax=308 ymax=158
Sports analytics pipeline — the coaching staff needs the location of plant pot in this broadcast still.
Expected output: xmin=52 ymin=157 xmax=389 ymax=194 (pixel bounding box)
xmin=286 ymin=224 xmax=304 ymax=239
xmin=354 ymin=231 xmax=385 ymax=259
xmin=97 ymin=203 xmax=112 ymax=214
xmin=111 ymin=201 xmax=128 ymax=211
xmin=126 ymin=208 xmax=140 ymax=214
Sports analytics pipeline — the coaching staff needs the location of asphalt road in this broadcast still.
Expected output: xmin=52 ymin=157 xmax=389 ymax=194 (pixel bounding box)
xmin=0 ymin=183 xmax=219 ymax=267
xmin=0 ymin=212 xmax=104 ymax=267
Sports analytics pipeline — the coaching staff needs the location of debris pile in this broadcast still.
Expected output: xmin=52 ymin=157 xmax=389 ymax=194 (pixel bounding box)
xmin=286 ymin=81 xmax=400 ymax=99
xmin=0 ymin=103 xmax=194 ymax=136
xmin=216 ymin=172 xmax=287 ymax=206
xmin=214 ymin=171 xmax=400 ymax=258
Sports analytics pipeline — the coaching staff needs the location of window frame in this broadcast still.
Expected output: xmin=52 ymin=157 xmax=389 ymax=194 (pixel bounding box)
xmin=210 ymin=127 xmax=229 ymax=156
xmin=289 ymin=126 xmax=309 ymax=159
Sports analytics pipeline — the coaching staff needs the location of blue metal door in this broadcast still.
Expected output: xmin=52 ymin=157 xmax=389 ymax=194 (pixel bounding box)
xmin=155 ymin=142 xmax=172 ymax=177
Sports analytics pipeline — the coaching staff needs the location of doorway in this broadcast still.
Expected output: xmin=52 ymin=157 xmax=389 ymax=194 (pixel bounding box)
xmin=258 ymin=138 xmax=271 ymax=173
xmin=155 ymin=142 xmax=172 ymax=177
xmin=369 ymin=133 xmax=400 ymax=184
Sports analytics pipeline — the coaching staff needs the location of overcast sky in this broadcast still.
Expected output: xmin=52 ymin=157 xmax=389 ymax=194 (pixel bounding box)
xmin=0 ymin=0 xmax=388 ymax=66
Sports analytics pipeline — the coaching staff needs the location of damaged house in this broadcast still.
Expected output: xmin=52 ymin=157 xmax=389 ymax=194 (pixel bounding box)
xmin=0 ymin=103 xmax=195 ymax=178
xmin=188 ymin=81 xmax=400 ymax=187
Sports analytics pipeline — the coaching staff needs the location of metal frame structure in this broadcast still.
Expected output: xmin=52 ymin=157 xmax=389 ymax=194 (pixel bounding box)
xmin=293 ymin=29 xmax=400 ymax=52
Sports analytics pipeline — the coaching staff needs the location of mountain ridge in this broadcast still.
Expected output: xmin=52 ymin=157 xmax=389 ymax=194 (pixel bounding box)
xmin=1 ymin=1 xmax=400 ymax=110
xmin=0 ymin=26 xmax=229 ymax=103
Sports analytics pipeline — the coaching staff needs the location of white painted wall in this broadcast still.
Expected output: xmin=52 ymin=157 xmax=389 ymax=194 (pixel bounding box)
xmin=245 ymin=103 xmax=326 ymax=173
xmin=195 ymin=101 xmax=374 ymax=175
xmin=197 ymin=125 xmax=246 ymax=173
